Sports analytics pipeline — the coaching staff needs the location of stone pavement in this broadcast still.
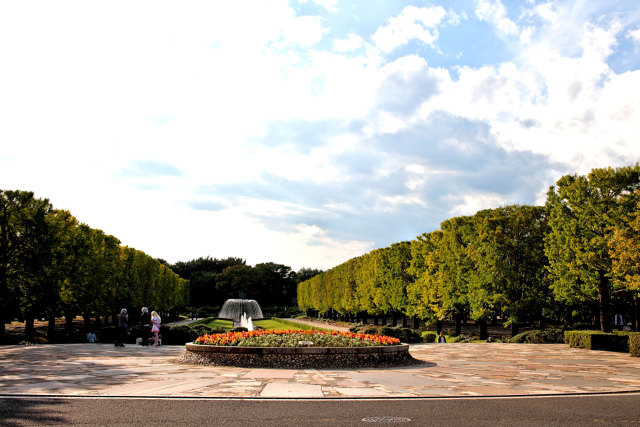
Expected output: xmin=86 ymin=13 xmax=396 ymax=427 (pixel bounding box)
xmin=1 ymin=343 xmax=640 ymax=398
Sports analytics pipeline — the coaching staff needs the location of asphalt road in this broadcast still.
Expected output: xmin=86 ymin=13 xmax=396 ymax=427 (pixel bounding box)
xmin=1 ymin=393 xmax=639 ymax=426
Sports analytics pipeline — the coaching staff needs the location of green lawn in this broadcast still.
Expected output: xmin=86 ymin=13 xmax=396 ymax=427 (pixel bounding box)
xmin=193 ymin=318 xmax=233 ymax=330
xmin=253 ymin=319 xmax=293 ymax=330
xmin=192 ymin=317 xmax=327 ymax=332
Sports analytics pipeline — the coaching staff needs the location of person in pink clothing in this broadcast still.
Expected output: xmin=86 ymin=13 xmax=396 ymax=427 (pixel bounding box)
xmin=151 ymin=311 xmax=161 ymax=346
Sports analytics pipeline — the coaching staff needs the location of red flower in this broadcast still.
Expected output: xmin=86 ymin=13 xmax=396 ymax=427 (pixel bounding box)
xmin=194 ymin=329 xmax=401 ymax=346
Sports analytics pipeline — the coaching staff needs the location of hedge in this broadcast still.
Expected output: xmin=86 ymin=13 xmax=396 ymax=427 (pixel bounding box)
xmin=564 ymin=330 xmax=629 ymax=352
xmin=509 ymin=329 xmax=564 ymax=344
xmin=421 ymin=331 xmax=437 ymax=343
xmin=629 ymin=333 xmax=640 ymax=357
xmin=380 ymin=326 xmax=422 ymax=343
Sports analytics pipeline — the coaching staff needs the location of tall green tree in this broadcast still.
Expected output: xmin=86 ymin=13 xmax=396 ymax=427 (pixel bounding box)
xmin=610 ymin=193 xmax=640 ymax=329
xmin=0 ymin=191 xmax=53 ymax=341
xmin=253 ymin=262 xmax=296 ymax=306
xmin=610 ymin=193 xmax=640 ymax=290
xmin=171 ymin=257 xmax=246 ymax=306
xmin=439 ymin=216 xmax=473 ymax=335
xmin=469 ymin=205 xmax=550 ymax=336
xmin=406 ymin=231 xmax=445 ymax=329
xmin=545 ymin=165 xmax=640 ymax=332
xmin=41 ymin=209 xmax=78 ymax=340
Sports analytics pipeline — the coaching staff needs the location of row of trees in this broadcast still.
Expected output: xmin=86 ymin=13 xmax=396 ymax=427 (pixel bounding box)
xmin=0 ymin=190 xmax=187 ymax=343
xmin=298 ymin=165 xmax=640 ymax=336
xmin=171 ymin=257 xmax=322 ymax=309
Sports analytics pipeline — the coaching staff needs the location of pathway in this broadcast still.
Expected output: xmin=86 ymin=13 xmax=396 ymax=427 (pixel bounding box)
xmin=1 ymin=343 xmax=639 ymax=398
xmin=281 ymin=318 xmax=351 ymax=332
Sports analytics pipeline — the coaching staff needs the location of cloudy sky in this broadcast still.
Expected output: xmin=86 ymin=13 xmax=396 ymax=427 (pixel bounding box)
xmin=1 ymin=1 xmax=639 ymax=270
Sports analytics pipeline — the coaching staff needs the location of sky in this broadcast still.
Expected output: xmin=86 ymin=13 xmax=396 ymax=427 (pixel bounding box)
xmin=1 ymin=0 xmax=639 ymax=271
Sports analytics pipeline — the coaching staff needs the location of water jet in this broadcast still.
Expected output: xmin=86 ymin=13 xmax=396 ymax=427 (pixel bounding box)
xmin=218 ymin=299 xmax=263 ymax=331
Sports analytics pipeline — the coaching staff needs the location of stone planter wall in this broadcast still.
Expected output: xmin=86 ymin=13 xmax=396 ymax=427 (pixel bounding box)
xmin=182 ymin=343 xmax=418 ymax=369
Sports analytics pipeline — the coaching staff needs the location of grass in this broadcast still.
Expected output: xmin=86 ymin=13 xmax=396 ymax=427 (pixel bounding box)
xmin=253 ymin=318 xmax=292 ymax=330
xmin=193 ymin=318 xmax=234 ymax=330
xmin=191 ymin=317 xmax=317 ymax=332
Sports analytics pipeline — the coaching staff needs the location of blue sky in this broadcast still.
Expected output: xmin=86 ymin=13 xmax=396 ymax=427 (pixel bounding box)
xmin=1 ymin=0 xmax=639 ymax=270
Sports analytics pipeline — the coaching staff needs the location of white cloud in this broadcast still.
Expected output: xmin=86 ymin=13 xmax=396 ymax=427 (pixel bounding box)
xmin=333 ymin=33 xmax=363 ymax=52
xmin=447 ymin=192 xmax=509 ymax=216
xmin=371 ymin=6 xmax=447 ymax=53
xmin=311 ymin=0 xmax=339 ymax=13
xmin=475 ymin=0 xmax=519 ymax=36
xmin=628 ymin=28 xmax=640 ymax=43
xmin=281 ymin=15 xmax=328 ymax=46
xmin=533 ymin=3 xmax=557 ymax=23
xmin=1 ymin=0 xmax=639 ymax=271
xmin=413 ymin=12 xmax=639 ymax=173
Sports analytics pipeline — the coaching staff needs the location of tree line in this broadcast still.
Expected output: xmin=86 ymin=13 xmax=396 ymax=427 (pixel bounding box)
xmin=298 ymin=165 xmax=640 ymax=336
xmin=0 ymin=190 xmax=188 ymax=343
xmin=170 ymin=256 xmax=322 ymax=310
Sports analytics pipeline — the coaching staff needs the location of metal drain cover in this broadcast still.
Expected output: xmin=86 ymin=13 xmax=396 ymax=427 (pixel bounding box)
xmin=362 ymin=416 xmax=411 ymax=423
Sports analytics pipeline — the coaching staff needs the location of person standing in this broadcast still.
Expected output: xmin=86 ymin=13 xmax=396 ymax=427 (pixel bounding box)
xmin=151 ymin=311 xmax=161 ymax=346
xmin=140 ymin=307 xmax=151 ymax=346
xmin=438 ymin=331 xmax=446 ymax=343
xmin=115 ymin=308 xmax=128 ymax=347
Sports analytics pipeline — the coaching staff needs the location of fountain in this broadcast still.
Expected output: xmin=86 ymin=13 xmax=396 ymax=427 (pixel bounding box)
xmin=218 ymin=298 xmax=263 ymax=330
xmin=186 ymin=296 xmax=415 ymax=368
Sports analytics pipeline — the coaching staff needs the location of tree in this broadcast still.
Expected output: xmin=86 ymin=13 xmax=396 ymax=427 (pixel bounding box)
xmin=469 ymin=205 xmax=549 ymax=337
xmin=545 ymin=165 xmax=640 ymax=332
xmin=0 ymin=190 xmax=54 ymax=341
xmin=42 ymin=209 xmax=79 ymax=340
xmin=253 ymin=262 xmax=296 ymax=306
xmin=610 ymin=194 xmax=640 ymax=290
xmin=610 ymin=193 xmax=640 ymax=329
xmin=293 ymin=267 xmax=323 ymax=283
xmin=216 ymin=265 xmax=258 ymax=302
xmin=171 ymin=257 xmax=246 ymax=307
xmin=406 ymin=231 xmax=445 ymax=330
xmin=439 ymin=216 xmax=473 ymax=336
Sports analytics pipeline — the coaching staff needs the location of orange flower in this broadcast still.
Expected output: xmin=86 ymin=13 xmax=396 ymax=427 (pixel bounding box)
xmin=194 ymin=329 xmax=400 ymax=346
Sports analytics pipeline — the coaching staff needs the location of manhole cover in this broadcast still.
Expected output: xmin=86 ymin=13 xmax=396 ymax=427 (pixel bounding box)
xmin=362 ymin=416 xmax=411 ymax=423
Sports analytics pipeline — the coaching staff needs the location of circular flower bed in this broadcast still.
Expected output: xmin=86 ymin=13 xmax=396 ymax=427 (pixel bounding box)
xmin=181 ymin=329 xmax=418 ymax=369
xmin=194 ymin=329 xmax=401 ymax=347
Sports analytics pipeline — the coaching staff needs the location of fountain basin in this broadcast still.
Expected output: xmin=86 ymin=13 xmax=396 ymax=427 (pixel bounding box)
xmin=182 ymin=343 xmax=416 ymax=369
xmin=218 ymin=299 xmax=263 ymax=330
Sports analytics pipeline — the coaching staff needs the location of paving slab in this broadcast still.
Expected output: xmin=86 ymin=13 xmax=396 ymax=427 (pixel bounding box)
xmin=1 ymin=343 xmax=640 ymax=398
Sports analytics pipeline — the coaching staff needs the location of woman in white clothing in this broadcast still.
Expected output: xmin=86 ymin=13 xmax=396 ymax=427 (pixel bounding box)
xmin=151 ymin=311 xmax=161 ymax=346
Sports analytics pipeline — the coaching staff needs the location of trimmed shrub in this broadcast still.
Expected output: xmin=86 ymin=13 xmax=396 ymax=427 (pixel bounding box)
xmin=160 ymin=325 xmax=191 ymax=345
xmin=380 ymin=326 xmax=395 ymax=337
xmin=375 ymin=326 xmax=422 ymax=343
xmin=629 ymin=333 xmax=640 ymax=357
xmin=349 ymin=324 xmax=376 ymax=334
xmin=509 ymin=329 xmax=564 ymax=344
xmin=452 ymin=334 xmax=471 ymax=343
xmin=564 ymin=330 xmax=629 ymax=352
xmin=190 ymin=324 xmax=214 ymax=337
xmin=194 ymin=306 xmax=219 ymax=318
xmin=422 ymin=331 xmax=437 ymax=343
xmin=161 ymin=324 xmax=218 ymax=345
xmin=98 ymin=326 xmax=116 ymax=343
xmin=398 ymin=328 xmax=422 ymax=343
xmin=565 ymin=323 xmax=597 ymax=331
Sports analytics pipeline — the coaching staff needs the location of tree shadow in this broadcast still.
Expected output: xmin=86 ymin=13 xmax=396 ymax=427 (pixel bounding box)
xmin=0 ymin=398 xmax=68 ymax=426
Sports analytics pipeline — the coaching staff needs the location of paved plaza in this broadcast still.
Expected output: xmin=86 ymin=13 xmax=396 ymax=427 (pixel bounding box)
xmin=1 ymin=343 xmax=639 ymax=398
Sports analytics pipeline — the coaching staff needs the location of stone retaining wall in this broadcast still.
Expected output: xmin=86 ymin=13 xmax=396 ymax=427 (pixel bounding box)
xmin=182 ymin=343 xmax=419 ymax=369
